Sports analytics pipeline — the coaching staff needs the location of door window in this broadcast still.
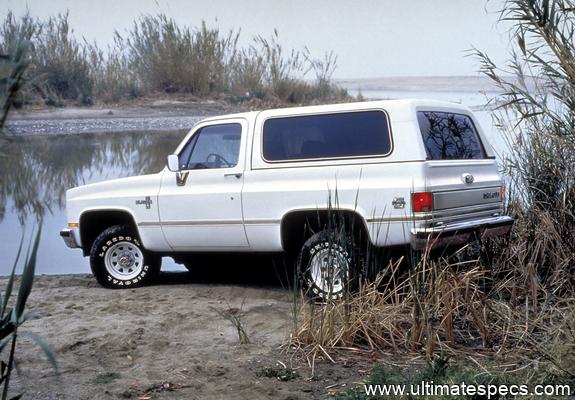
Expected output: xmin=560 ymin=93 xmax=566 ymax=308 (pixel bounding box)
xmin=178 ymin=123 xmax=242 ymax=170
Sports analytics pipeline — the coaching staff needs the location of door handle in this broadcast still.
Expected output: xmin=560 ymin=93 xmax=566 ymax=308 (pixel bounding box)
xmin=224 ymin=173 xmax=243 ymax=179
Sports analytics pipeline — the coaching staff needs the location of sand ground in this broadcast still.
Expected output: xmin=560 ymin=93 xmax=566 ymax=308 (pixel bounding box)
xmin=3 ymin=267 xmax=373 ymax=400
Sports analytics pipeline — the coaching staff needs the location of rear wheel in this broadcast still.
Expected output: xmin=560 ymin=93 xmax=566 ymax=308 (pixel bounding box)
xmin=90 ymin=225 xmax=160 ymax=288
xmin=298 ymin=230 xmax=361 ymax=301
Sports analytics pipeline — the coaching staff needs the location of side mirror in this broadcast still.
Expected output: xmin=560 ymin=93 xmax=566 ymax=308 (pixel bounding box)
xmin=167 ymin=154 xmax=179 ymax=172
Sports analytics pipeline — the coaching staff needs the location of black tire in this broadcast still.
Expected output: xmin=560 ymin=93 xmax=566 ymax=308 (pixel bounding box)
xmin=89 ymin=225 xmax=160 ymax=289
xmin=297 ymin=230 xmax=361 ymax=301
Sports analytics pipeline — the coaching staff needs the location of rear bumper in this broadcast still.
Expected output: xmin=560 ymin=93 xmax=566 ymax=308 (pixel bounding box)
xmin=60 ymin=229 xmax=80 ymax=249
xmin=411 ymin=215 xmax=513 ymax=250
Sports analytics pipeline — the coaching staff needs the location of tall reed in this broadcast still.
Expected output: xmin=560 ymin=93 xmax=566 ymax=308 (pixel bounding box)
xmin=289 ymin=1 xmax=575 ymax=389
xmin=0 ymin=12 xmax=350 ymax=105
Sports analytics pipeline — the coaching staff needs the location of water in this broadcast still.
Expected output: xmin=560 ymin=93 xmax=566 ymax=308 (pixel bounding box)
xmin=0 ymin=130 xmax=190 ymax=275
xmin=0 ymin=86 xmax=508 ymax=276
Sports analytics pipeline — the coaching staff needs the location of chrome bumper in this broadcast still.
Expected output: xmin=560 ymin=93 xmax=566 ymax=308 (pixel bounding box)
xmin=60 ymin=229 xmax=79 ymax=248
xmin=411 ymin=215 xmax=513 ymax=250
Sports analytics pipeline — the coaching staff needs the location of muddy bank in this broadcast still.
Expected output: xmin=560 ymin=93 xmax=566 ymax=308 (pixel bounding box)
xmin=5 ymin=273 xmax=372 ymax=399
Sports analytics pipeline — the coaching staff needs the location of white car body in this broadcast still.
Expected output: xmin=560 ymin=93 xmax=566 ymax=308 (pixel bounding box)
xmin=61 ymin=99 xmax=512 ymax=259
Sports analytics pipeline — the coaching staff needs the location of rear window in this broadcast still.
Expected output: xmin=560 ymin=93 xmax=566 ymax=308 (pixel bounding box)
xmin=417 ymin=111 xmax=486 ymax=160
xmin=262 ymin=110 xmax=392 ymax=162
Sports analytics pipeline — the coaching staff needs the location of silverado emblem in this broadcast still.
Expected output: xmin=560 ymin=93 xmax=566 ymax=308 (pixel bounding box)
xmin=483 ymin=191 xmax=500 ymax=199
xmin=136 ymin=196 xmax=153 ymax=209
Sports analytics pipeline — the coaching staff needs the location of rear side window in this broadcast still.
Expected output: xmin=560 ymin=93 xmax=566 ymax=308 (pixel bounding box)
xmin=262 ymin=110 xmax=392 ymax=162
xmin=417 ymin=111 xmax=486 ymax=160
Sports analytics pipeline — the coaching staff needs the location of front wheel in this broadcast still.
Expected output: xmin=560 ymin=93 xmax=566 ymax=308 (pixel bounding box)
xmin=90 ymin=225 xmax=160 ymax=288
xmin=298 ymin=230 xmax=361 ymax=301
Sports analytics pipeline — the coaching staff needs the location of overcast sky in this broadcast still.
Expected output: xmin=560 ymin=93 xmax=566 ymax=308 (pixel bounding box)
xmin=1 ymin=0 xmax=512 ymax=79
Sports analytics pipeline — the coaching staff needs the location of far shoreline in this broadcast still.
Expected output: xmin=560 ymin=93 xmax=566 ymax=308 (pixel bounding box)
xmin=3 ymin=76 xmax=505 ymax=136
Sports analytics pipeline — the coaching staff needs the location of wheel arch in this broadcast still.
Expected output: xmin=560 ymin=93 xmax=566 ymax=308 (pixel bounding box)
xmin=279 ymin=208 xmax=370 ymax=253
xmin=79 ymin=208 xmax=139 ymax=256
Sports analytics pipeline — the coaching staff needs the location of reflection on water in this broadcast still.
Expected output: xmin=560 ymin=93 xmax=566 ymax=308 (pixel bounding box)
xmin=0 ymin=131 xmax=185 ymax=223
xmin=0 ymin=130 xmax=188 ymax=275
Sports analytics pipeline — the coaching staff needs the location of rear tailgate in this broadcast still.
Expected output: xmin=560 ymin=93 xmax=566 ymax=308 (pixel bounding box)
xmin=425 ymin=160 xmax=504 ymax=224
xmin=417 ymin=111 xmax=504 ymax=224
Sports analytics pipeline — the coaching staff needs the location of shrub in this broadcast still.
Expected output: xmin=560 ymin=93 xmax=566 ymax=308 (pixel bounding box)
xmin=0 ymin=12 xmax=39 ymax=109
xmin=0 ymin=12 xmax=349 ymax=105
xmin=0 ymin=37 xmax=30 ymax=128
xmin=32 ymin=13 xmax=94 ymax=105
xmin=0 ymin=12 xmax=94 ymax=105
xmin=123 ymin=15 xmax=239 ymax=95
xmin=86 ymin=34 xmax=141 ymax=103
xmin=474 ymin=0 xmax=575 ymax=283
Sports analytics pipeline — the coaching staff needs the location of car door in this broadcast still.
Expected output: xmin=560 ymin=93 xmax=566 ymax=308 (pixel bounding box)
xmin=158 ymin=118 xmax=249 ymax=250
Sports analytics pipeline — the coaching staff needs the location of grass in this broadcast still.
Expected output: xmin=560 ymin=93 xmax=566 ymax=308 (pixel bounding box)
xmin=1 ymin=35 xmax=57 ymax=400
xmin=286 ymin=0 xmax=575 ymax=395
xmin=288 ymin=217 xmax=575 ymax=390
xmin=0 ymin=29 xmax=30 ymax=128
xmin=0 ymin=12 xmax=93 ymax=106
xmin=0 ymin=12 xmax=351 ymax=107
xmin=212 ymin=304 xmax=250 ymax=345
xmin=0 ymin=225 xmax=58 ymax=400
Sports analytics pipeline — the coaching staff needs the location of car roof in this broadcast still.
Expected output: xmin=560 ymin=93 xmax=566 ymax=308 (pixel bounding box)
xmin=198 ymin=99 xmax=472 ymax=124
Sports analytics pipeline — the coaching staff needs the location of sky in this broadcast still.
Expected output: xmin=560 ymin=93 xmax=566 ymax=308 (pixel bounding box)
xmin=0 ymin=0 xmax=512 ymax=79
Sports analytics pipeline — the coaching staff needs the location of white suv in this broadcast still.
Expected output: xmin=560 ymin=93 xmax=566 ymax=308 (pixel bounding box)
xmin=60 ymin=99 xmax=513 ymax=298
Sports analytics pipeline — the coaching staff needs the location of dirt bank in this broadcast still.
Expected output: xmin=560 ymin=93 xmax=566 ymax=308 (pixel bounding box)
xmin=4 ymin=272 xmax=372 ymax=399
xmin=4 ymin=99 xmax=244 ymax=135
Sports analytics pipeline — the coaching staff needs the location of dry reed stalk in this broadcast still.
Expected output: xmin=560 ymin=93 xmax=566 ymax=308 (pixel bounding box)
xmin=288 ymin=244 xmax=574 ymax=375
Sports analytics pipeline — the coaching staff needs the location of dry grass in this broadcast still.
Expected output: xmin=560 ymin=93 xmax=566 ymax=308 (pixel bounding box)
xmin=288 ymin=3 xmax=575 ymax=389
xmin=289 ymin=243 xmax=575 ymax=380
xmin=0 ymin=12 xmax=351 ymax=106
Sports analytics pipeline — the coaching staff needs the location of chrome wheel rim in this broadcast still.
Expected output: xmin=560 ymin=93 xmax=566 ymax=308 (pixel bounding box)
xmin=104 ymin=241 xmax=143 ymax=280
xmin=309 ymin=246 xmax=348 ymax=295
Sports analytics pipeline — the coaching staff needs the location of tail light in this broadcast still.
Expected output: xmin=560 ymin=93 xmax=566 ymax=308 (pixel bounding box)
xmin=411 ymin=192 xmax=433 ymax=212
